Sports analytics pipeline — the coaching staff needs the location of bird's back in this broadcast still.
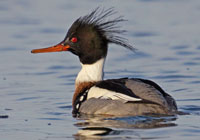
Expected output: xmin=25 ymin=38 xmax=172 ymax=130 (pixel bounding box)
xmin=78 ymin=78 xmax=177 ymax=116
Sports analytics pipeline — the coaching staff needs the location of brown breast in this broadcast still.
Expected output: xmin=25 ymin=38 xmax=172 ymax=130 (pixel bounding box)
xmin=72 ymin=82 xmax=96 ymax=106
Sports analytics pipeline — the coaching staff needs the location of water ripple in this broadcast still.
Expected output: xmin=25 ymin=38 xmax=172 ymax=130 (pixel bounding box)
xmin=192 ymin=57 xmax=200 ymax=60
xmin=171 ymin=45 xmax=189 ymax=50
xmin=177 ymin=98 xmax=200 ymax=102
xmin=176 ymin=51 xmax=196 ymax=56
xmin=196 ymin=46 xmax=200 ymax=50
xmin=46 ymin=112 xmax=66 ymax=116
xmin=180 ymin=105 xmax=200 ymax=112
xmin=189 ymin=81 xmax=200 ymax=84
xmin=0 ymin=17 xmax=40 ymax=25
xmin=0 ymin=46 xmax=22 ymax=52
xmin=172 ymin=88 xmax=188 ymax=92
xmin=39 ymin=28 xmax=64 ymax=34
xmin=160 ymin=70 xmax=179 ymax=74
xmin=58 ymin=74 xmax=76 ymax=79
xmin=183 ymin=62 xmax=200 ymax=66
xmin=152 ymin=75 xmax=195 ymax=79
xmin=38 ymin=118 xmax=64 ymax=120
xmin=34 ymin=71 xmax=57 ymax=75
xmin=48 ymin=65 xmax=78 ymax=70
xmin=16 ymin=96 xmax=41 ymax=101
xmin=58 ymin=105 xmax=72 ymax=109
xmin=160 ymin=57 xmax=179 ymax=61
xmin=0 ymin=115 xmax=9 ymax=119
xmin=130 ymin=31 xmax=158 ymax=37
xmin=115 ymin=51 xmax=152 ymax=61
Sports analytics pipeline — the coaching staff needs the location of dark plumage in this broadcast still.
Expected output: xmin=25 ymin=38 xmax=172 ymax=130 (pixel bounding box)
xmin=67 ymin=7 xmax=134 ymax=51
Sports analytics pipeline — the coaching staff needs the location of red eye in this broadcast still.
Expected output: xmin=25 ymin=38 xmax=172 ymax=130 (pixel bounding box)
xmin=71 ymin=37 xmax=77 ymax=43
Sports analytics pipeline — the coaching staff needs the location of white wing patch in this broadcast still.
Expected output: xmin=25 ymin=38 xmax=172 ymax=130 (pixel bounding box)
xmin=87 ymin=86 xmax=142 ymax=103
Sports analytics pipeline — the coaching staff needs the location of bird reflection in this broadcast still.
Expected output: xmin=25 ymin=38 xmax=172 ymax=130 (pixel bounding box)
xmin=74 ymin=114 xmax=177 ymax=139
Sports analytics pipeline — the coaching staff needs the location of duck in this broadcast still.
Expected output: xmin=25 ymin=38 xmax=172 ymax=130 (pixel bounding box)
xmin=31 ymin=8 xmax=178 ymax=117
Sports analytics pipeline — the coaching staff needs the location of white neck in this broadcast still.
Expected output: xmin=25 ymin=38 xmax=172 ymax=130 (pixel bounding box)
xmin=75 ymin=58 xmax=105 ymax=85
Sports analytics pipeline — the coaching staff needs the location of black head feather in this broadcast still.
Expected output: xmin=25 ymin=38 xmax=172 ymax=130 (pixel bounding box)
xmin=68 ymin=7 xmax=134 ymax=51
xmin=63 ymin=8 xmax=134 ymax=64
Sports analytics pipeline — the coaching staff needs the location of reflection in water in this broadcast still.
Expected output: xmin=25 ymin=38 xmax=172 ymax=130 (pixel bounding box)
xmin=75 ymin=127 xmax=114 ymax=140
xmin=74 ymin=114 xmax=177 ymax=139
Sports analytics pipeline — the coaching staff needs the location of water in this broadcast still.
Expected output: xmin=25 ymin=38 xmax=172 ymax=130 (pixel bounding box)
xmin=1 ymin=0 xmax=200 ymax=139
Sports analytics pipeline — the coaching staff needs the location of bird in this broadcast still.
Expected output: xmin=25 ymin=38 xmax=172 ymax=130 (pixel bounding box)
xmin=31 ymin=8 xmax=178 ymax=117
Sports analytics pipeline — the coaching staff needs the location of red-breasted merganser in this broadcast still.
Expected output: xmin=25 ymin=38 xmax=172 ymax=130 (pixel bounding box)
xmin=31 ymin=8 xmax=177 ymax=117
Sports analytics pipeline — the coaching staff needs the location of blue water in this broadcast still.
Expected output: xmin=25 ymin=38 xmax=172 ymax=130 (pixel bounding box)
xmin=1 ymin=0 xmax=200 ymax=139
